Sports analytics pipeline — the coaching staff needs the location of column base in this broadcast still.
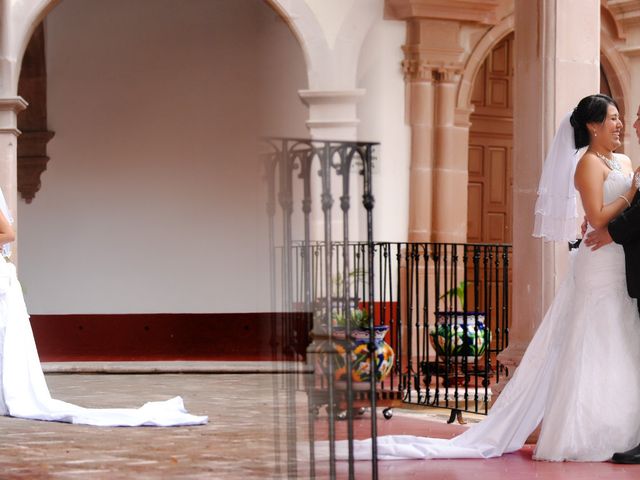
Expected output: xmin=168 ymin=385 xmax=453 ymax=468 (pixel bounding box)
xmin=492 ymin=340 xmax=529 ymax=403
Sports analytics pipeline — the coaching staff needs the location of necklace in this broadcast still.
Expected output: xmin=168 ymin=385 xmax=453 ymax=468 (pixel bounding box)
xmin=593 ymin=150 xmax=621 ymax=172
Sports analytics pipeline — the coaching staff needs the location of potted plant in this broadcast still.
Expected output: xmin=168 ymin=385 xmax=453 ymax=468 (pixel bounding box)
xmin=429 ymin=281 xmax=490 ymax=359
xmin=318 ymin=306 xmax=394 ymax=384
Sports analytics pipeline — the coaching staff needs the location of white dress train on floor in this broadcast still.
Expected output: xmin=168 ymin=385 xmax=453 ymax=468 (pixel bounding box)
xmin=0 ymin=260 xmax=208 ymax=427
xmin=322 ymin=169 xmax=640 ymax=462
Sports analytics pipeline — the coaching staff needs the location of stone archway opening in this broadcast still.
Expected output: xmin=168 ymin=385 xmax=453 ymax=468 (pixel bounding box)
xmin=15 ymin=0 xmax=310 ymax=362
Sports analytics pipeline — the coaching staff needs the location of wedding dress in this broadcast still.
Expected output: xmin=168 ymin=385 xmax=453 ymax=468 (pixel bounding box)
xmin=324 ymin=168 xmax=640 ymax=462
xmin=0 ymin=197 xmax=207 ymax=427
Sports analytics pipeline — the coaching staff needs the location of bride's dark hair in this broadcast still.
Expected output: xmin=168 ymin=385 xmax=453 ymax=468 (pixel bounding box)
xmin=569 ymin=94 xmax=619 ymax=149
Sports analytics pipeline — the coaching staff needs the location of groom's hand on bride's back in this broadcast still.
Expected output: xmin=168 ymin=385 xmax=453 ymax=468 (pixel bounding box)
xmin=584 ymin=227 xmax=613 ymax=250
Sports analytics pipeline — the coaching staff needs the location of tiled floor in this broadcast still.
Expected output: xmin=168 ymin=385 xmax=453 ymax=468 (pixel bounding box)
xmin=0 ymin=373 xmax=288 ymax=479
xmin=0 ymin=371 xmax=638 ymax=479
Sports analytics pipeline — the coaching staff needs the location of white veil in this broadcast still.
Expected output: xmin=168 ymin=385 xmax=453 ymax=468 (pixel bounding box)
xmin=0 ymin=188 xmax=14 ymax=257
xmin=532 ymin=111 xmax=584 ymax=242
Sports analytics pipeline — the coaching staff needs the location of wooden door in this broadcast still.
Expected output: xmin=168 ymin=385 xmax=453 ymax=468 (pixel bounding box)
xmin=467 ymin=33 xmax=514 ymax=245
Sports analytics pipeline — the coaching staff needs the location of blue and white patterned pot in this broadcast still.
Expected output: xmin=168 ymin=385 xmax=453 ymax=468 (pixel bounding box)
xmin=429 ymin=312 xmax=490 ymax=358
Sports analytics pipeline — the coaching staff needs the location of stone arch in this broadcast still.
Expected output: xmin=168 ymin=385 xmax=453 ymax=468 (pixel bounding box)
xmin=13 ymin=0 xmax=311 ymax=320
xmin=457 ymin=14 xmax=515 ymax=111
xmin=601 ymin=2 xmax=626 ymax=43
xmin=9 ymin=0 xmax=62 ymax=95
xmin=11 ymin=0 xmax=325 ymax=95
xmin=600 ymin=5 xmax=631 ymax=151
xmin=600 ymin=36 xmax=630 ymax=147
xmin=260 ymin=0 xmax=330 ymax=91
xmin=269 ymin=0 xmax=376 ymax=92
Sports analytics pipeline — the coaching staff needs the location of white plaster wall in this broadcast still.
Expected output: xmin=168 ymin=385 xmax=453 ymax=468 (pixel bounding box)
xmin=357 ymin=9 xmax=410 ymax=242
xmin=17 ymin=0 xmax=308 ymax=314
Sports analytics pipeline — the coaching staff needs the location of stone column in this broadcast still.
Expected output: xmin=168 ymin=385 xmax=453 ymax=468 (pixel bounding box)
xmin=401 ymin=17 xmax=467 ymax=243
xmin=495 ymin=0 xmax=600 ymax=395
xmin=403 ymin=60 xmax=435 ymax=242
xmin=389 ymin=7 xmax=497 ymax=243
xmin=0 ymin=97 xmax=28 ymax=262
xmin=431 ymin=68 xmax=468 ymax=243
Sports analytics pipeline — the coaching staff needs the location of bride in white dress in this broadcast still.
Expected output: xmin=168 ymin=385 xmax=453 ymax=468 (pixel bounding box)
xmin=325 ymin=94 xmax=640 ymax=462
xmin=0 ymin=194 xmax=207 ymax=426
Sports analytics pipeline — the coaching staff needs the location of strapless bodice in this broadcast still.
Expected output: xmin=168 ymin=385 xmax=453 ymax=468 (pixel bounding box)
xmin=603 ymin=168 xmax=632 ymax=204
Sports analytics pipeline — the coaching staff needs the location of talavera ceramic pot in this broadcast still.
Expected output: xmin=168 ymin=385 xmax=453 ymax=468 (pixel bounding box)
xmin=320 ymin=325 xmax=394 ymax=383
xmin=429 ymin=312 xmax=489 ymax=358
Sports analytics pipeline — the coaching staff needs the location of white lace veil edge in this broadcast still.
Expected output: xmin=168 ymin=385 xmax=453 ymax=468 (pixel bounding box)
xmin=532 ymin=111 xmax=584 ymax=242
xmin=0 ymin=188 xmax=14 ymax=258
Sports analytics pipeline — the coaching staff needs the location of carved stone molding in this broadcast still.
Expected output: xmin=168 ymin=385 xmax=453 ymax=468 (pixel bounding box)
xmin=401 ymin=59 xmax=462 ymax=82
xmin=617 ymin=45 xmax=640 ymax=56
xmin=401 ymin=59 xmax=433 ymax=81
xmin=17 ymin=23 xmax=54 ymax=204
xmin=298 ymin=89 xmax=364 ymax=135
xmin=400 ymin=18 xmax=465 ymax=82
xmin=17 ymin=131 xmax=54 ymax=203
xmin=608 ymin=0 xmax=640 ymax=27
xmin=0 ymin=98 xmax=28 ymax=135
xmin=602 ymin=3 xmax=627 ymax=40
xmin=454 ymin=106 xmax=474 ymax=128
xmin=385 ymin=0 xmax=502 ymax=25
xmin=433 ymin=66 xmax=462 ymax=83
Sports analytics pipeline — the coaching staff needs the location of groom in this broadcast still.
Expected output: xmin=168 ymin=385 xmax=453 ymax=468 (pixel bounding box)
xmin=584 ymin=103 xmax=640 ymax=464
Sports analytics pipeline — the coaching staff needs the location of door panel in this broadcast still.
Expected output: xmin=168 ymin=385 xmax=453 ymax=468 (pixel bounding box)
xmin=467 ymin=33 xmax=513 ymax=245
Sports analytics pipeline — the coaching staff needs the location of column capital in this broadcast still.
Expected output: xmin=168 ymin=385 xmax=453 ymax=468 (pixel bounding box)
xmin=401 ymin=59 xmax=433 ymax=81
xmin=433 ymin=66 xmax=462 ymax=83
xmin=298 ymin=89 xmax=365 ymax=106
xmin=400 ymin=18 xmax=466 ymax=82
xmin=454 ymin=106 xmax=474 ymax=127
xmin=0 ymin=97 xmax=28 ymax=112
xmin=401 ymin=57 xmax=464 ymax=82
xmin=0 ymin=97 xmax=28 ymax=135
xmin=298 ymin=89 xmax=365 ymax=139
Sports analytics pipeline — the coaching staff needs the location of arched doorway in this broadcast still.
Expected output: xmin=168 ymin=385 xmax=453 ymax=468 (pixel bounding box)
xmin=466 ymin=32 xmax=514 ymax=244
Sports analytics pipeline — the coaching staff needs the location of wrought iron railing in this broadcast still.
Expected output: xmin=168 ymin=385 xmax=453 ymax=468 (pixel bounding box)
xmin=291 ymin=241 xmax=512 ymax=417
xmin=264 ymin=136 xmax=511 ymax=479
xmin=264 ymin=138 xmax=379 ymax=479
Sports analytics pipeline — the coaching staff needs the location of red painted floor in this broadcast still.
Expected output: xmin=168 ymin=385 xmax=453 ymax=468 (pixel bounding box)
xmin=310 ymin=409 xmax=640 ymax=479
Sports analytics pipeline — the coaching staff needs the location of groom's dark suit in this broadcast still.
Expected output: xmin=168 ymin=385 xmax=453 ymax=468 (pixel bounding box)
xmin=608 ymin=191 xmax=640 ymax=464
xmin=608 ymin=191 xmax=640 ymax=310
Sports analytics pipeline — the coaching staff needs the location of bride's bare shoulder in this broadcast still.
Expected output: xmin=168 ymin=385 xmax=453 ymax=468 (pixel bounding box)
xmin=575 ymin=150 xmax=600 ymax=173
xmin=574 ymin=151 xmax=607 ymax=189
